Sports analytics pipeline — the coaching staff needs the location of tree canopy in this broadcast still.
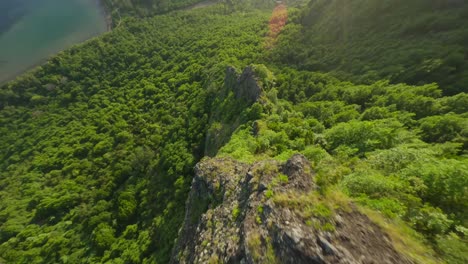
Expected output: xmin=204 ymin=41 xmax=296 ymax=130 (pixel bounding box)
xmin=0 ymin=0 xmax=467 ymax=263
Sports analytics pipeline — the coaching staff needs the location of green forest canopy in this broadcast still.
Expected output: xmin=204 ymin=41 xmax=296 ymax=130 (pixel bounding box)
xmin=0 ymin=0 xmax=467 ymax=263
xmin=103 ymin=0 xmax=206 ymax=17
xmin=272 ymin=0 xmax=468 ymax=95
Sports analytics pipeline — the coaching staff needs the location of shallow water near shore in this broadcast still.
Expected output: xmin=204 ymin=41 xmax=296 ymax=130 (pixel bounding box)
xmin=0 ymin=0 xmax=107 ymax=83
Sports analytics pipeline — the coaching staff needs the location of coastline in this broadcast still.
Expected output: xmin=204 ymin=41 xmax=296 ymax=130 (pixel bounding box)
xmin=95 ymin=0 xmax=113 ymax=31
xmin=0 ymin=0 xmax=112 ymax=86
xmin=0 ymin=31 xmax=102 ymax=86
xmin=0 ymin=58 xmax=48 ymax=86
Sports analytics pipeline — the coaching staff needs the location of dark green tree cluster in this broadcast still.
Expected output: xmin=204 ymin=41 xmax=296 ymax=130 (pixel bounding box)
xmin=272 ymin=0 xmax=468 ymax=95
xmin=0 ymin=5 xmax=269 ymax=263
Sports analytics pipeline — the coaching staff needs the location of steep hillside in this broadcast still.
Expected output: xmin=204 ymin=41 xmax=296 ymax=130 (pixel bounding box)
xmin=0 ymin=1 xmax=467 ymax=263
xmin=273 ymin=0 xmax=468 ymax=95
xmin=0 ymin=5 xmax=269 ymax=263
xmin=213 ymin=63 xmax=468 ymax=263
xmin=172 ymin=155 xmax=412 ymax=263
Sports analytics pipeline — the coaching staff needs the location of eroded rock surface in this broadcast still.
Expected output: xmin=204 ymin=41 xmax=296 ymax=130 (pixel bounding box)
xmin=171 ymin=154 xmax=411 ymax=264
xmin=225 ymin=66 xmax=262 ymax=104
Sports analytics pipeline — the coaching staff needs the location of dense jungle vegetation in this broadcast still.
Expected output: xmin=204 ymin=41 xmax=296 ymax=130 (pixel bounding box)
xmin=0 ymin=0 xmax=467 ymax=263
xmin=103 ymin=0 xmax=206 ymax=17
xmin=273 ymin=0 xmax=468 ymax=95
xmin=0 ymin=4 xmax=270 ymax=263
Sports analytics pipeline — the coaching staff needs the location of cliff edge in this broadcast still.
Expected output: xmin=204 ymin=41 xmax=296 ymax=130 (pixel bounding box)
xmin=171 ymin=154 xmax=412 ymax=263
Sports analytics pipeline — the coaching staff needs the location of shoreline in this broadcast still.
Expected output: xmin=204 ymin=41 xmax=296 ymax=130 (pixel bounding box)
xmin=0 ymin=58 xmax=48 ymax=86
xmin=0 ymin=0 xmax=218 ymax=86
xmin=95 ymin=0 xmax=113 ymax=31
xmin=0 ymin=0 xmax=112 ymax=86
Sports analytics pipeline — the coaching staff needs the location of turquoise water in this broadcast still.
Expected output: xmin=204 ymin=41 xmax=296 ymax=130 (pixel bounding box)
xmin=0 ymin=0 xmax=107 ymax=83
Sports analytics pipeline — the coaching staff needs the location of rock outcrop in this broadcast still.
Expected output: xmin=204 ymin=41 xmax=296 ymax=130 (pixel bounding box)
xmin=205 ymin=66 xmax=264 ymax=156
xmin=225 ymin=66 xmax=262 ymax=104
xmin=171 ymin=155 xmax=412 ymax=263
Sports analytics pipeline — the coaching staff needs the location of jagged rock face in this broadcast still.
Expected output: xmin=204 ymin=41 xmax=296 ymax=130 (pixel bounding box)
xmin=225 ymin=66 xmax=262 ymax=104
xmin=224 ymin=67 xmax=239 ymax=96
xmin=205 ymin=66 xmax=263 ymax=157
xmin=171 ymin=155 xmax=411 ymax=264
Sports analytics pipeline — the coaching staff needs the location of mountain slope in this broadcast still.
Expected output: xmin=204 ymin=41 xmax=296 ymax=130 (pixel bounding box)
xmin=172 ymin=154 xmax=412 ymax=263
xmin=273 ymin=0 xmax=468 ymax=95
xmin=0 ymin=1 xmax=467 ymax=263
xmin=0 ymin=5 xmax=269 ymax=263
xmin=215 ymin=66 xmax=468 ymax=263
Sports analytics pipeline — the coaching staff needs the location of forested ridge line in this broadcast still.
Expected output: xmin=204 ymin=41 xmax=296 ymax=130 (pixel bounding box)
xmin=272 ymin=0 xmax=468 ymax=95
xmin=0 ymin=4 xmax=272 ymax=262
xmin=0 ymin=0 xmax=467 ymax=263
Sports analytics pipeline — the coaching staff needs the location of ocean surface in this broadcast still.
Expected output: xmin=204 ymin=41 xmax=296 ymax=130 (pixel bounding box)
xmin=0 ymin=0 xmax=107 ymax=83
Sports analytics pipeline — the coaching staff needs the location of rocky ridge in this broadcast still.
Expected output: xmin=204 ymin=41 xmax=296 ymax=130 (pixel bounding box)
xmin=171 ymin=154 xmax=412 ymax=263
xmin=204 ymin=65 xmax=264 ymax=156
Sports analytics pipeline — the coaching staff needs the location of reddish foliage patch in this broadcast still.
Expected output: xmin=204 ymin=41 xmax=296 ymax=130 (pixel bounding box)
xmin=265 ymin=4 xmax=288 ymax=49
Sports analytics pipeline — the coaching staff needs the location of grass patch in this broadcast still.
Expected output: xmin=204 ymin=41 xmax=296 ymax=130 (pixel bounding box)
xmin=246 ymin=231 xmax=278 ymax=263
xmin=357 ymin=206 xmax=442 ymax=264
xmin=272 ymin=189 xmax=350 ymax=231
xmin=247 ymin=231 xmax=262 ymax=262
xmin=232 ymin=205 xmax=240 ymax=221
xmin=277 ymin=173 xmax=289 ymax=184
xmin=265 ymin=237 xmax=279 ymax=264
xmin=208 ymin=254 xmax=219 ymax=264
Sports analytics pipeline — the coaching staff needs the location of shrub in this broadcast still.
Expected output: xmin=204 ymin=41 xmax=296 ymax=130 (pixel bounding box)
xmin=343 ymin=172 xmax=408 ymax=199
xmin=325 ymin=119 xmax=405 ymax=155
xmin=92 ymin=223 xmax=115 ymax=250
xmin=419 ymin=114 xmax=467 ymax=143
